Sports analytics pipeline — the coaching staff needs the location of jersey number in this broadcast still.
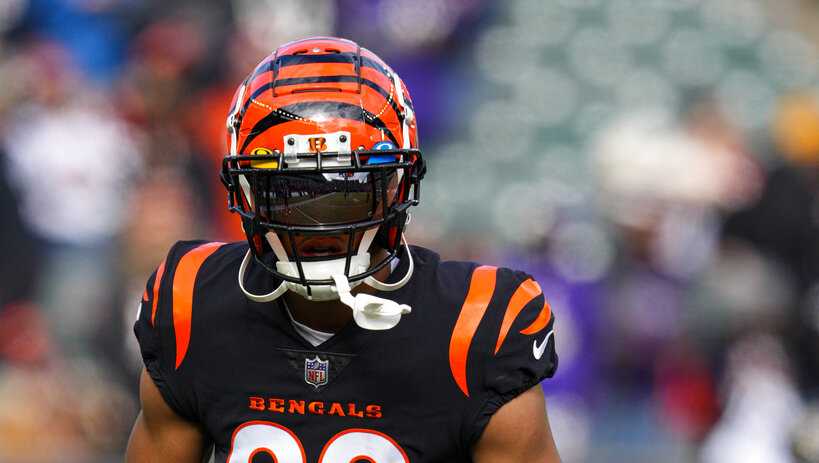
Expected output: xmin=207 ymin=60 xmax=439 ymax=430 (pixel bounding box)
xmin=227 ymin=421 xmax=410 ymax=463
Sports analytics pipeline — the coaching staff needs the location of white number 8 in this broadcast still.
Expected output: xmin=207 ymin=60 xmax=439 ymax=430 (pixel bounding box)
xmin=227 ymin=421 xmax=410 ymax=463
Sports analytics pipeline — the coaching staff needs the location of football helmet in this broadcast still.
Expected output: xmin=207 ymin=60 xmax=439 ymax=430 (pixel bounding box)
xmin=221 ymin=37 xmax=425 ymax=329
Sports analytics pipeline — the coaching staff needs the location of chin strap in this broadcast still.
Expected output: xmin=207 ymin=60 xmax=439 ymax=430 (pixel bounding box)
xmin=237 ymin=236 xmax=415 ymax=329
xmin=238 ymin=250 xmax=288 ymax=303
xmin=364 ymin=239 xmax=415 ymax=291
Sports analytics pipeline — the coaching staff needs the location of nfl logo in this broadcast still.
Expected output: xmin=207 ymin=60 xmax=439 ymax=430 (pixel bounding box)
xmin=304 ymin=355 xmax=329 ymax=388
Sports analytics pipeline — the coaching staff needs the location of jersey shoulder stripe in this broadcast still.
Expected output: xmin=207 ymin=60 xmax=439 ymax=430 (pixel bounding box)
xmin=519 ymin=298 xmax=552 ymax=335
xmin=171 ymin=241 xmax=226 ymax=369
xmin=494 ymin=278 xmax=542 ymax=354
xmin=448 ymin=265 xmax=498 ymax=397
xmin=134 ymin=240 xmax=234 ymax=421
xmin=150 ymin=257 xmax=167 ymax=326
xmin=446 ymin=266 xmax=555 ymax=398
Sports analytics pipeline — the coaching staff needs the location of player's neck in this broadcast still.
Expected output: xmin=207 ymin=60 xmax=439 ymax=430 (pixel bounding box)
xmin=283 ymin=294 xmax=351 ymax=333
xmin=284 ymin=249 xmax=393 ymax=333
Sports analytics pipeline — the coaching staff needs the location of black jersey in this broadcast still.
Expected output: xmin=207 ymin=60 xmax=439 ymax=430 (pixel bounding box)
xmin=134 ymin=240 xmax=557 ymax=463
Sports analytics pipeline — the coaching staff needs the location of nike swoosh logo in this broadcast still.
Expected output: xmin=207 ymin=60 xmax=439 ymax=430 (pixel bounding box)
xmin=533 ymin=330 xmax=554 ymax=360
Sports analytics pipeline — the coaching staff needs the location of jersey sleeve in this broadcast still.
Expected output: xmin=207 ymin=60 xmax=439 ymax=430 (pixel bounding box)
xmin=463 ymin=268 xmax=558 ymax=447
xmin=133 ymin=242 xmax=202 ymax=421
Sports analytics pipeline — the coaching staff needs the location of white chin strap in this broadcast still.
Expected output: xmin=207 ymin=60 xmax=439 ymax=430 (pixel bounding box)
xmin=237 ymin=235 xmax=414 ymax=330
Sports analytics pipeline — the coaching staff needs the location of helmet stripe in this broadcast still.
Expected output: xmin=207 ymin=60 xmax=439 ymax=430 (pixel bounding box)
xmin=240 ymin=75 xmax=405 ymax=126
xmin=239 ymin=101 xmax=399 ymax=153
xmin=228 ymin=81 xmax=248 ymax=156
xmin=389 ymin=71 xmax=411 ymax=149
xmin=248 ymin=52 xmax=391 ymax=82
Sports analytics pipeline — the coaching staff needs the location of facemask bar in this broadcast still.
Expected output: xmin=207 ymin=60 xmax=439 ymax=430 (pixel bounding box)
xmin=221 ymin=149 xmax=424 ymax=289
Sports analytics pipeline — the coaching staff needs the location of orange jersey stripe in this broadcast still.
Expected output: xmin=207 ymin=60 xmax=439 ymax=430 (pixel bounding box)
xmin=150 ymin=258 xmax=166 ymax=327
xmin=519 ymin=299 xmax=552 ymax=335
xmin=494 ymin=279 xmax=542 ymax=355
xmin=448 ymin=266 xmax=498 ymax=397
xmin=172 ymin=242 xmax=225 ymax=369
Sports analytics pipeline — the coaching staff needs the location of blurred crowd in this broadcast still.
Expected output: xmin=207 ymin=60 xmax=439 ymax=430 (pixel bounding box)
xmin=1 ymin=0 xmax=819 ymax=462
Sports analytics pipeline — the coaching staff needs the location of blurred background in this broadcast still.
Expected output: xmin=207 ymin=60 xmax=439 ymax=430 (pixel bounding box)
xmin=1 ymin=0 xmax=819 ymax=461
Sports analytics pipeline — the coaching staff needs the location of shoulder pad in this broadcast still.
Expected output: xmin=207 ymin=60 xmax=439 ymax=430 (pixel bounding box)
xmin=447 ymin=266 xmax=557 ymax=446
xmin=137 ymin=240 xmax=228 ymax=368
xmin=134 ymin=240 xmax=228 ymax=419
xmin=448 ymin=266 xmax=555 ymax=397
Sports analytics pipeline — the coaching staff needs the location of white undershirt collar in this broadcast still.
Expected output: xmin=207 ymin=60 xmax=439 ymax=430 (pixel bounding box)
xmin=287 ymin=310 xmax=334 ymax=347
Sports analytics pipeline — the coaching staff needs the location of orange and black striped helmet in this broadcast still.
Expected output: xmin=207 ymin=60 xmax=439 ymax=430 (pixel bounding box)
xmin=221 ymin=37 xmax=425 ymax=290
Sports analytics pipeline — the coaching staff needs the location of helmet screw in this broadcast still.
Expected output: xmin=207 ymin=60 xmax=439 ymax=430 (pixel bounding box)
xmin=287 ymin=138 xmax=295 ymax=146
xmin=339 ymin=134 xmax=347 ymax=143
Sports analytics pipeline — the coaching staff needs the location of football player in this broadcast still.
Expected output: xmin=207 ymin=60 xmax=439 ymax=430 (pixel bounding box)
xmin=126 ymin=37 xmax=560 ymax=463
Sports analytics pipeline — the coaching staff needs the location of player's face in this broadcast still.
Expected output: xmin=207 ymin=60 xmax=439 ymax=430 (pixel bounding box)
xmin=250 ymin=169 xmax=399 ymax=227
xmin=252 ymin=168 xmax=399 ymax=260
